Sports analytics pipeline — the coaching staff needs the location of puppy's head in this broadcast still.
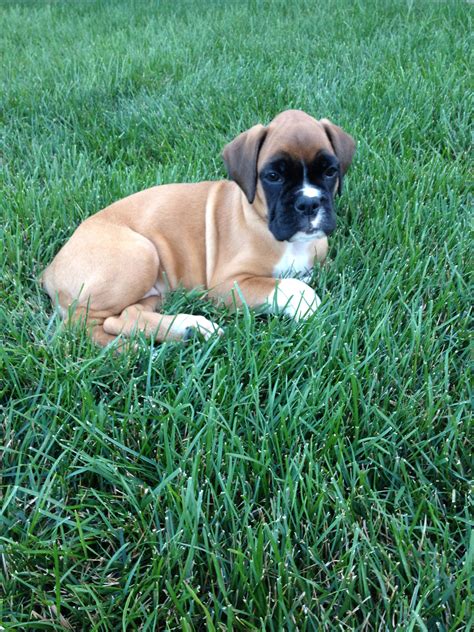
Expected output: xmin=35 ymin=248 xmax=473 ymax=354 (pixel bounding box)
xmin=223 ymin=110 xmax=356 ymax=243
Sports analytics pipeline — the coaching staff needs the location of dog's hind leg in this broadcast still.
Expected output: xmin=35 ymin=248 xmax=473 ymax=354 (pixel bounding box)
xmin=42 ymin=223 xmax=163 ymax=346
xmin=61 ymin=296 xmax=163 ymax=348
xmin=89 ymin=324 xmax=118 ymax=347
xmin=103 ymin=299 xmax=223 ymax=343
xmin=63 ymin=305 xmax=126 ymax=347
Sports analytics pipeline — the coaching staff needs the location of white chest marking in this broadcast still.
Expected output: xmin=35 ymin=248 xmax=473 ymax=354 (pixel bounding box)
xmin=273 ymin=240 xmax=315 ymax=281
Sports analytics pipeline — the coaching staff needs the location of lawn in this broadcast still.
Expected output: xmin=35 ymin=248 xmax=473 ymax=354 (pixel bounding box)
xmin=0 ymin=0 xmax=471 ymax=629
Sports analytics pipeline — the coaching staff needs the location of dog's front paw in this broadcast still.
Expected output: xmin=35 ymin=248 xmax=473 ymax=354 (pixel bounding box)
xmin=171 ymin=314 xmax=224 ymax=340
xmin=268 ymin=278 xmax=321 ymax=321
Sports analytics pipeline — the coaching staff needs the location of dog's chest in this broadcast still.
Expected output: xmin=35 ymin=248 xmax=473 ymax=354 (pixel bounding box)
xmin=273 ymin=240 xmax=315 ymax=281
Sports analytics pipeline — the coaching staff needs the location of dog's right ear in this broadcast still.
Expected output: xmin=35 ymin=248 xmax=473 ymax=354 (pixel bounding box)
xmin=222 ymin=124 xmax=268 ymax=204
xmin=319 ymin=118 xmax=356 ymax=195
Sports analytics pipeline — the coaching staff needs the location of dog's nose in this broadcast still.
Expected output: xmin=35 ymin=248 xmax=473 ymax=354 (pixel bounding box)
xmin=294 ymin=195 xmax=321 ymax=215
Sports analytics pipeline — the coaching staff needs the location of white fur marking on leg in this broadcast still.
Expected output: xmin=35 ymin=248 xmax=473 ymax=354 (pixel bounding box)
xmin=169 ymin=314 xmax=224 ymax=340
xmin=267 ymin=278 xmax=321 ymax=321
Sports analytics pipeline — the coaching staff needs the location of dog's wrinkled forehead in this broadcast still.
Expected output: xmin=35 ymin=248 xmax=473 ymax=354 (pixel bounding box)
xmin=258 ymin=110 xmax=334 ymax=167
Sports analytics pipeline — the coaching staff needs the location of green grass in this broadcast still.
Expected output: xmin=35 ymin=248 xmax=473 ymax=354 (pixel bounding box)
xmin=0 ymin=0 xmax=472 ymax=629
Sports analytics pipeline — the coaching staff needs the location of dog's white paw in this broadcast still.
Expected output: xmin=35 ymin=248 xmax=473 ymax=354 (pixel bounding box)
xmin=171 ymin=314 xmax=224 ymax=340
xmin=267 ymin=278 xmax=321 ymax=321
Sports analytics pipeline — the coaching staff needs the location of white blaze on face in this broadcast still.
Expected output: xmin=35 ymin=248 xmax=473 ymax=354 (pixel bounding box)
xmin=301 ymin=184 xmax=323 ymax=199
xmin=300 ymin=163 xmax=324 ymax=201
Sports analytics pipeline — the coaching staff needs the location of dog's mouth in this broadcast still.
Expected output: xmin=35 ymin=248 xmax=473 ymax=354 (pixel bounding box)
xmin=288 ymin=229 xmax=327 ymax=243
xmin=289 ymin=213 xmax=333 ymax=242
xmin=268 ymin=204 xmax=336 ymax=243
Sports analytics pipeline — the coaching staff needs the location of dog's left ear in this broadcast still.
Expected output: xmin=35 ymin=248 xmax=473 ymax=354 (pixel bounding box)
xmin=320 ymin=119 xmax=356 ymax=194
xmin=222 ymin=124 xmax=268 ymax=204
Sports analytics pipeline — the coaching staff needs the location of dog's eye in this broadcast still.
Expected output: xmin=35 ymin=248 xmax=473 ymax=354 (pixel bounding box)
xmin=325 ymin=166 xmax=338 ymax=178
xmin=264 ymin=171 xmax=283 ymax=183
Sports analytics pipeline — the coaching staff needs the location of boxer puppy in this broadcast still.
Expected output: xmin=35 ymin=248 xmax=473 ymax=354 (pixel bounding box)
xmin=41 ymin=110 xmax=355 ymax=346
